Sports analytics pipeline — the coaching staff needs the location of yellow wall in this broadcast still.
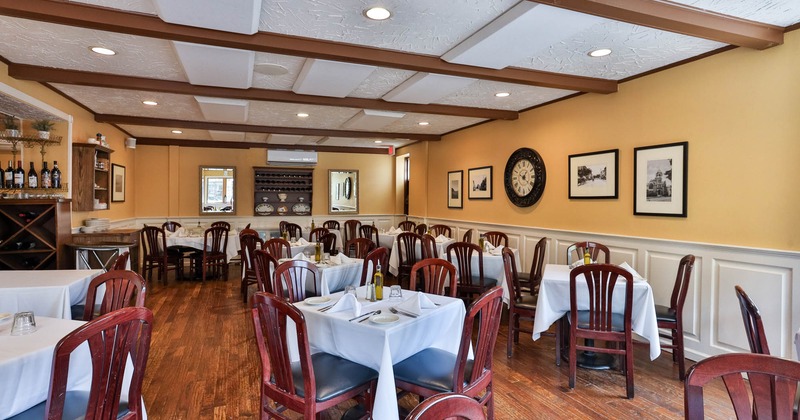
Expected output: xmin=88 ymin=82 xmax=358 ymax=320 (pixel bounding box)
xmin=413 ymin=30 xmax=800 ymax=251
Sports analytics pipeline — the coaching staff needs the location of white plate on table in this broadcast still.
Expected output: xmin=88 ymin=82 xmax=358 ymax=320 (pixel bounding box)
xmin=304 ymin=297 xmax=332 ymax=306
xmin=370 ymin=314 xmax=399 ymax=325
xmin=0 ymin=313 xmax=12 ymax=323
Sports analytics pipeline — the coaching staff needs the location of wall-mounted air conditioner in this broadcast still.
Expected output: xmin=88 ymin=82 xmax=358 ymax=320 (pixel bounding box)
xmin=267 ymin=149 xmax=318 ymax=166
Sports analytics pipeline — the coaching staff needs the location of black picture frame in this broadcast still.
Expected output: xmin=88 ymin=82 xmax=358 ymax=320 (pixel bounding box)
xmin=468 ymin=166 xmax=492 ymax=200
xmin=447 ymin=170 xmax=463 ymax=209
xmin=111 ymin=164 xmax=126 ymax=202
xmin=568 ymin=149 xmax=619 ymax=199
xmin=634 ymin=141 xmax=688 ymax=217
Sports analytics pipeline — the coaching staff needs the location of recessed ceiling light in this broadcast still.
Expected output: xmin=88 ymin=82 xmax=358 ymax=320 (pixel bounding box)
xmin=142 ymin=100 xmax=158 ymax=106
xmin=418 ymin=121 xmax=429 ymax=126
xmin=90 ymin=46 xmax=116 ymax=56
xmin=297 ymin=113 xmax=309 ymax=118
xmin=495 ymin=92 xmax=510 ymax=98
xmin=364 ymin=7 xmax=391 ymax=20
xmin=374 ymin=140 xmax=383 ymax=144
xmin=589 ymin=48 xmax=612 ymax=57
xmin=171 ymin=130 xmax=183 ymax=134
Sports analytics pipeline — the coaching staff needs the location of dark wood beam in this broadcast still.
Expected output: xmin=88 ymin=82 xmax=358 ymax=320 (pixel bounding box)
xmin=96 ymin=114 xmax=441 ymax=141
xmin=136 ymin=137 xmax=391 ymax=154
xmin=530 ymin=0 xmax=783 ymax=49
xmin=9 ymin=64 xmax=517 ymax=120
xmin=0 ymin=0 xmax=616 ymax=94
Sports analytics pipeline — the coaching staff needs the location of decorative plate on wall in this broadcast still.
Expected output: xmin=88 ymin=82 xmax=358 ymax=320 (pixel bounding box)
xmin=255 ymin=203 xmax=274 ymax=215
xmin=504 ymin=147 xmax=546 ymax=207
xmin=292 ymin=203 xmax=311 ymax=215
xmin=276 ymin=205 xmax=289 ymax=215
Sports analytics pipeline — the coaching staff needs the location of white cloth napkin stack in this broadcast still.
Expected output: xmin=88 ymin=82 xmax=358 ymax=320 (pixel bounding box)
xmin=326 ymin=293 xmax=362 ymax=317
xmin=435 ymin=234 xmax=449 ymax=243
xmin=619 ymin=262 xmax=645 ymax=281
xmin=395 ymin=293 xmax=437 ymax=316
xmin=388 ymin=226 xmax=403 ymax=235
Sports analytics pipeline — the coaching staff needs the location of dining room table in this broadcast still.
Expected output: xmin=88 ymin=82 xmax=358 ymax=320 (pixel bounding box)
xmin=288 ymin=287 xmax=466 ymax=420
xmin=445 ymin=245 xmax=520 ymax=303
xmin=166 ymin=226 xmax=240 ymax=261
xmin=279 ymin=254 xmax=364 ymax=295
xmin=0 ymin=315 xmax=145 ymax=419
xmin=387 ymin=235 xmax=456 ymax=276
xmin=531 ymin=264 xmax=661 ymax=361
xmin=0 ymin=269 xmax=103 ymax=319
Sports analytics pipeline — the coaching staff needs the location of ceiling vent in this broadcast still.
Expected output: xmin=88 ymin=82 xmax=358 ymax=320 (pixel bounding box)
xmin=267 ymin=149 xmax=318 ymax=166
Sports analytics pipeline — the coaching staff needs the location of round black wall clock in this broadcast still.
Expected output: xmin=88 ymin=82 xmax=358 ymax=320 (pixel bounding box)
xmin=504 ymin=147 xmax=546 ymax=207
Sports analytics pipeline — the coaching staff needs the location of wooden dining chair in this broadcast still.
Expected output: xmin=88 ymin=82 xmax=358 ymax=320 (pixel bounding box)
xmin=191 ymin=225 xmax=229 ymax=282
xmin=517 ymin=237 xmax=546 ymax=292
xmin=397 ymin=232 xmax=423 ymax=288
xmin=343 ymin=219 xmax=361 ymax=244
xmin=74 ymin=270 xmax=146 ymax=321
xmin=252 ymin=249 xmax=277 ymax=295
xmin=393 ymin=287 xmax=504 ymax=419
xmin=359 ymin=225 xmax=380 ymax=247
xmin=319 ymin=232 xmax=337 ymax=254
xmin=398 ymin=220 xmax=416 ymax=232
xmin=430 ymin=224 xmax=452 ymax=238
xmin=655 ymin=255 xmax=695 ymax=380
xmin=322 ymin=220 xmax=340 ymax=230
xmin=251 ymin=292 xmax=378 ymax=419
xmin=140 ymin=225 xmax=183 ymax=284
xmin=684 ymin=353 xmax=800 ymax=420
xmin=406 ymin=393 xmax=487 ymax=420
xmin=264 ymin=238 xmax=292 ymax=259
xmin=162 ymin=221 xmax=181 ymax=233
xmin=502 ymin=247 xmax=537 ymax=358
xmin=566 ymin=241 xmax=610 ymax=265
xmin=239 ymin=228 xmax=264 ymax=303
xmin=345 ymin=238 xmax=374 ymax=259
xmin=462 ymin=229 xmax=474 ymax=243
xmin=414 ymin=224 xmax=428 ymax=235
xmin=735 ymin=285 xmax=770 ymax=355
xmin=447 ymin=241 xmax=495 ymax=302
xmin=273 ymin=260 xmax=319 ymax=302
xmin=421 ymin=234 xmax=438 ymax=259
xmin=409 ymin=258 xmax=457 ymax=297
xmin=161 ymin=221 xmax=194 ymax=271
xmin=8 ymin=307 xmax=153 ymax=420
xmin=567 ymin=264 xmax=635 ymax=398
xmin=359 ymin=246 xmax=389 ymax=287
xmin=112 ymin=251 xmax=130 ymax=270
xmin=308 ymin=227 xmax=329 ymax=243
xmin=211 ymin=220 xmax=231 ymax=231
xmin=282 ymin=223 xmax=302 ymax=240
xmin=483 ymin=231 xmax=508 ymax=248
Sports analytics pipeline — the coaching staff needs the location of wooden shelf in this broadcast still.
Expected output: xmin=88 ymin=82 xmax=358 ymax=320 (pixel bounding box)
xmin=253 ymin=167 xmax=313 ymax=217
xmin=0 ymin=199 xmax=71 ymax=269
xmin=72 ymin=143 xmax=113 ymax=211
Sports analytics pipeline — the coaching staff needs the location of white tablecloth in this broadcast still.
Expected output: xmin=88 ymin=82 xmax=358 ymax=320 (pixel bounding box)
xmin=316 ymin=259 xmax=364 ymax=295
xmin=531 ymin=264 xmax=661 ymax=360
xmin=0 ymin=316 xmax=143 ymax=419
xmin=388 ymin=237 xmax=456 ymax=276
xmin=166 ymin=230 xmax=240 ymax=261
xmin=0 ymin=270 xmax=103 ymax=319
xmin=443 ymin=248 xmax=520 ymax=303
xmin=291 ymin=289 xmax=466 ymax=420
xmin=303 ymin=228 xmax=343 ymax=251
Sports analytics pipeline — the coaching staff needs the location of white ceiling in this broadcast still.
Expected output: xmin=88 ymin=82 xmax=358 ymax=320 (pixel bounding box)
xmin=0 ymin=0 xmax=798 ymax=151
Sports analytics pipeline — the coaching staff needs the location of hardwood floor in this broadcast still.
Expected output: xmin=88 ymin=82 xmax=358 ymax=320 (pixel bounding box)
xmin=141 ymin=269 xmax=735 ymax=419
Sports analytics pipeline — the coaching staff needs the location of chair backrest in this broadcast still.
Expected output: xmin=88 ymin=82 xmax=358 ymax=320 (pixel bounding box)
xmin=140 ymin=225 xmax=167 ymax=258
xmin=566 ymin=241 xmax=610 ymax=264
xmin=735 ymin=285 xmax=770 ymax=355
xmin=501 ymin=247 xmax=525 ymax=305
xmin=279 ymin=221 xmax=288 ymax=234
xmin=483 ymin=231 xmax=508 ymax=248
xmin=462 ymin=229 xmax=474 ymax=243
xmin=414 ymin=224 xmax=428 ymax=235
xmin=569 ymin=264 xmax=633 ymax=333
xmin=322 ymin=220 xmax=340 ymax=230
xmin=405 ymin=392 xmax=487 ymax=420
xmin=359 ymin=225 xmax=380 ymax=247
xmin=343 ymin=220 xmax=361 ymax=243
xmin=82 ymin=270 xmax=147 ymax=321
xmin=203 ymin=226 xmax=229 ymax=259
xmin=360 ymin=247 xmax=389 ymax=287
xmin=274 ymin=260 xmax=319 ymax=302
xmin=240 ymin=229 xmax=265 ymax=273
xmin=345 ymin=238 xmax=374 ymax=259
xmin=453 ymin=287 xmax=504 ymax=393
xmin=252 ymin=249 xmax=277 ymax=294
xmin=251 ymin=293 xmax=318 ymax=416
xmin=45 ymin=307 xmax=152 ymax=419
xmin=684 ymin=353 xmax=800 ymax=420
xmin=264 ymin=238 xmax=292 ymax=259
xmin=528 ymin=237 xmax=547 ymax=288
xmin=308 ymin=227 xmax=329 ymax=243
xmin=211 ymin=220 xmax=231 ymax=231
xmin=112 ymin=251 xmax=130 ymax=271
xmin=283 ymin=223 xmax=302 ymax=239
xmin=430 ymin=224 xmax=452 ymax=238
xmin=447 ymin=242 xmax=484 ymax=287
xmin=398 ymin=220 xmax=416 ymax=232
xmin=162 ymin=221 xmax=181 ymax=232
xmin=667 ymin=254 xmax=695 ymax=314
xmin=319 ymin=232 xmax=337 ymax=254
xmin=420 ymin=234 xmax=438 ymax=259
xmin=397 ymin=232 xmax=423 ymax=269
xmin=410 ymin=258 xmax=457 ymax=297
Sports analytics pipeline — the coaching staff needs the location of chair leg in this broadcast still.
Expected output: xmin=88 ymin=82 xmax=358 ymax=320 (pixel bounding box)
xmin=486 ymin=386 xmax=495 ymax=420
xmin=555 ymin=318 xmax=562 ymax=366
xmin=568 ymin=330 xmax=577 ymax=389
xmin=625 ymin=339 xmax=635 ymax=399
xmin=676 ymin=325 xmax=686 ymax=381
xmin=507 ymin=312 xmax=514 ymax=358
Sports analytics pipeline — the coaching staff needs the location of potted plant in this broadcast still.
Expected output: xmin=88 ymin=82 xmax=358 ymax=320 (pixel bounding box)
xmin=31 ymin=119 xmax=55 ymax=139
xmin=3 ymin=116 xmax=19 ymax=137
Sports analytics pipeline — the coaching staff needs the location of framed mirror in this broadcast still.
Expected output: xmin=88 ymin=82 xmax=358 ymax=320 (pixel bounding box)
xmin=329 ymin=169 xmax=358 ymax=214
xmin=200 ymin=166 xmax=236 ymax=214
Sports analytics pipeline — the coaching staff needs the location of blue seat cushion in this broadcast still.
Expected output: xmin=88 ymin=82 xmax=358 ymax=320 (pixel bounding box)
xmin=576 ymin=310 xmax=625 ymax=331
xmin=8 ymin=391 xmax=130 ymax=420
xmin=70 ymin=304 xmax=85 ymax=320
xmin=290 ymin=352 xmax=378 ymax=402
xmin=393 ymin=348 xmax=474 ymax=393
xmin=654 ymin=304 xmax=677 ymax=323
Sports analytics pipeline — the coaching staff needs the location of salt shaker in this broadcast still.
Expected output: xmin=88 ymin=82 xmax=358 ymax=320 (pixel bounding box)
xmin=367 ymin=283 xmax=376 ymax=302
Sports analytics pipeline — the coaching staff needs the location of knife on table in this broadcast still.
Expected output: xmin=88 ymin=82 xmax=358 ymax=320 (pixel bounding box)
xmin=348 ymin=310 xmax=378 ymax=322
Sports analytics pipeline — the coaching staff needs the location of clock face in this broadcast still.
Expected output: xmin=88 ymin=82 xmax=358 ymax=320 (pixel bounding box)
xmin=504 ymin=148 xmax=546 ymax=207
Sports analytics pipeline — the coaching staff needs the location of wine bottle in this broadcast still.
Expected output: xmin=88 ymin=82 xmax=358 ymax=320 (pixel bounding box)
xmin=27 ymin=162 xmax=38 ymax=189
xmin=310 ymin=219 xmax=315 ymax=231
xmin=13 ymin=160 xmax=24 ymax=189
xmin=374 ymin=262 xmax=384 ymax=300
xmin=40 ymin=162 xmax=51 ymax=189
xmin=4 ymin=161 xmax=13 ymax=189
xmin=314 ymin=242 xmax=321 ymax=263
xmin=51 ymin=161 xmax=61 ymax=189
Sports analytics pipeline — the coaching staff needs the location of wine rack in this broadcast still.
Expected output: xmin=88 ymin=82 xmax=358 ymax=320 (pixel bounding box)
xmin=0 ymin=199 xmax=71 ymax=269
xmin=253 ymin=167 xmax=313 ymax=216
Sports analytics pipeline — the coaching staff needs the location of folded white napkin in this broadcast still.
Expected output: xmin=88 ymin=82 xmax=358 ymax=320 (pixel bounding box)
xmin=293 ymin=237 xmax=309 ymax=246
xmin=435 ymin=234 xmax=449 ymax=243
xmin=388 ymin=226 xmax=402 ymax=234
xmin=395 ymin=293 xmax=437 ymax=316
xmin=483 ymin=241 xmax=495 ymax=252
xmin=326 ymin=293 xmax=361 ymax=317
xmin=489 ymin=244 xmax=505 ymax=255
xmin=293 ymin=253 xmax=310 ymax=261
xmin=175 ymin=227 xmax=188 ymax=237
xmin=619 ymin=262 xmax=645 ymax=281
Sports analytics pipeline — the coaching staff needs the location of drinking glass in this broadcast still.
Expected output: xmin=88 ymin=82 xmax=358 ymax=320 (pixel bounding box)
xmin=344 ymin=285 xmax=357 ymax=298
xmin=389 ymin=285 xmax=403 ymax=300
xmin=11 ymin=311 xmax=36 ymax=336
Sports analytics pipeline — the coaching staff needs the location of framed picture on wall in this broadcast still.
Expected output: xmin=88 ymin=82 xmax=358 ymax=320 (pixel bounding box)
xmin=634 ymin=141 xmax=688 ymax=217
xmin=468 ymin=166 xmax=493 ymax=200
xmin=111 ymin=164 xmax=126 ymax=202
xmin=447 ymin=170 xmax=463 ymax=209
xmin=568 ymin=149 xmax=619 ymax=199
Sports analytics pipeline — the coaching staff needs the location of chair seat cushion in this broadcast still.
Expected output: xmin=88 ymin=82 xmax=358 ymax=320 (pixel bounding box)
xmin=654 ymin=304 xmax=677 ymax=323
xmin=393 ymin=348 xmax=474 ymax=393
xmin=290 ymin=352 xmax=377 ymax=402
xmin=576 ymin=310 xmax=625 ymax=331
xmin=70 ymin=304 xmax=85 ymax=320
xmin=512 ymin=294 xmax=537 ymax=310
xmin=466 ymin=276 xmax=498 ymax=288
xmin=8 ymin=391 xmax=130 ymax=420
